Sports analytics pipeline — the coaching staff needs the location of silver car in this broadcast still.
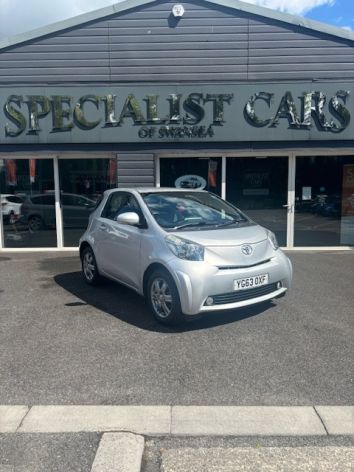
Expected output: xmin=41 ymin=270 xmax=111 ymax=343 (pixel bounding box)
xmin=79 ymin=188 xmax=292 ymax=324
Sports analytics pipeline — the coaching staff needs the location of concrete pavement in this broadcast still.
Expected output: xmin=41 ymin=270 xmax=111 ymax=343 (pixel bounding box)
xmin=1 ymin=405 xmax=353 ymax=436
xmin=1 ymin=406 xmax=353 ymax=471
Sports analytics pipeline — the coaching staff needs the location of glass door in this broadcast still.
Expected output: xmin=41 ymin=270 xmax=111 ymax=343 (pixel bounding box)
xmin=226 ymin=157 xmax=289 ymax=247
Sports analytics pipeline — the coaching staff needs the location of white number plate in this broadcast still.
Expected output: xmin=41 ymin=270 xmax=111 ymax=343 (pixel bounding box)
xmin=234 ymin=274 xmax=269 ymax=291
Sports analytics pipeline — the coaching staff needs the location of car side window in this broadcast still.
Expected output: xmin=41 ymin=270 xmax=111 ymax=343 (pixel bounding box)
xmin=101 ymin=192 xmax=142 ymax=221
xmin=61 ymin=195 xmax=76 ymax=206
xmin=7 ymin=196 xmax=23 ymax=204
xmin=31 ymin=195 xmax=55 ymax=205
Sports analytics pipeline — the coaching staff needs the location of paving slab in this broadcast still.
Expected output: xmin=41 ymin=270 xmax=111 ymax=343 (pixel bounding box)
xmin=19 ymin=406 xmax=170 ymax=434
xmin=315 ymin=406 xmax=354 ymax=435
xmin=91 ymin=433 xmax=144 ymax=472
xmin=160 ymin=446 xmax=354 ymax=472
xmin=171 ymin=406 xmax=326 ymax=436
xmin=0 ymin=406 xmax=28 ymax=433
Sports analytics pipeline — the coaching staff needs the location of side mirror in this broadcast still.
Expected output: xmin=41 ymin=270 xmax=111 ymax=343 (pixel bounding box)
xmin=116 ymin=211 xmax=140 ymax=226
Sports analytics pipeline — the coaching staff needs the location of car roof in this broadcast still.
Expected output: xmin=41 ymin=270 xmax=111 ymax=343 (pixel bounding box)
xmin=104 ymin=187 xmax=207 ymax=196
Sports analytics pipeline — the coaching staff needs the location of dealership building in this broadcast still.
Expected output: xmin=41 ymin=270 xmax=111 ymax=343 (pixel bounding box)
xmin=0 ymin=0 xmax=354 ymax=250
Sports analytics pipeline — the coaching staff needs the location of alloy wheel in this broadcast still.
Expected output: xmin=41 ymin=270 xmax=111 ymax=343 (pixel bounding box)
xmin=28 ymin=216 xmax=42 ymax=231
xmin=83 ymin=250 xmax=95 ymax=281
xmin=150 ymin=277 xmax=173 ymax=319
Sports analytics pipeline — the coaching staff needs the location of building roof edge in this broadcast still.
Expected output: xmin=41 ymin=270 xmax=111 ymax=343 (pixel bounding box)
xmin=0 ymin=0 xmax=353 ymax=51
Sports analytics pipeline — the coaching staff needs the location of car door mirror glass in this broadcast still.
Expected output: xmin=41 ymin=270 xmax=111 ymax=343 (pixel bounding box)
xmin=116 ymin=211 xmax=140 ymax=226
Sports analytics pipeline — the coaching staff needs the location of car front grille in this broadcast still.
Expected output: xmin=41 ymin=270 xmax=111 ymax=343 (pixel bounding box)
xmin=206 ymin=282 xmax=280 ymax=306
xmin=217 ymin=259 xmax=271 ymax=270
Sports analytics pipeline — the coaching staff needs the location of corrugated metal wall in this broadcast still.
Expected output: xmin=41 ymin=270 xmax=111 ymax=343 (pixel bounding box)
xmin=1 ymin=0 xmax=354 ymax=83
xmin=117 ymin=153 xmax=155 ymax=187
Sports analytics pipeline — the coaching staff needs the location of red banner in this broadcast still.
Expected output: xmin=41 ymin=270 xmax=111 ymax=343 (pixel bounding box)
xmin=208 ymin=159 xmax=218 ymax=188
xmin=29 ymin=159 xmax=36 ymax=184
xmin=5 ymin=159 xmax=17 ymax=186
xmin=107 ymin=158 xmax=117 ymax=186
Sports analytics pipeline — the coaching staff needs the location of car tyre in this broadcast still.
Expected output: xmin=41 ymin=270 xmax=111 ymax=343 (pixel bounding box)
xmin=28 ymin=215 xmax=44 ymax=232
xmin=81 ymin=246 xmax=101 ymax=286
xmin=147 ymin=269 xmax=184 ymax=325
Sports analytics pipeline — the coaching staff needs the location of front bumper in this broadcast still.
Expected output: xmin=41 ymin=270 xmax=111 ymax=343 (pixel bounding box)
xmin=171 ymin=250 xmax=292 ymax=316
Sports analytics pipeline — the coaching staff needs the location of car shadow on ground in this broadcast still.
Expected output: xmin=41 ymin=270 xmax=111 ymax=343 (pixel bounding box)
xmin=54 ymin=271 xmax=276 ymax=333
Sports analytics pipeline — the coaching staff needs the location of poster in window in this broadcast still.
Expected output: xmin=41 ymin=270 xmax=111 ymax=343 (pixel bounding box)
xmin=242 ymin=171 xmax=270 ymax=196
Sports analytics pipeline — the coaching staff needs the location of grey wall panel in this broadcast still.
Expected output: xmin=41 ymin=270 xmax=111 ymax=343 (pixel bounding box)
xmin=249 ymin=55 xmax=354 ymax=64
xmin=109 ymin=57 xmax=247 ymax=66
xmin=108 ymin=42 xmax=247 ymax=51
xmin=117 ymin=153 xmax=155 ymax=188
xmin=1 ymin=0 xmax=354 ymax=84
xmin=109 ymin=72 xmax=248 ymax=81
xmin=250 ymin=47 xmax=354 ymax=57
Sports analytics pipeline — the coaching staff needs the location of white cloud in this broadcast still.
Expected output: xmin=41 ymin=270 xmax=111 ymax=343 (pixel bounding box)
xmin=341 ymin=26 xmax=353 ymax=31
xmin=240 ymin=0 xmax=335 ymax=16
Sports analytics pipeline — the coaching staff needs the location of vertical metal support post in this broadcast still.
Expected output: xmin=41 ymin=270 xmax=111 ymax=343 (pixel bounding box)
xmin=155 ymin=155 xmax=160 ymax=187
xmin=0 ymin=195 xmax=4 ymax=250
xmin=221 ymin=156 xmax=226 ymax=200
xmin=54 ymin=156 xmax=63 ymax=248
xmin=287 ymin=153 xmax=296 ymax=249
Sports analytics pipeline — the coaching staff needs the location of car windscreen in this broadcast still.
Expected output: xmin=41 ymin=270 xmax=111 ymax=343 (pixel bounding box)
xmin=141 ymin=191 xmax=250 ymax=231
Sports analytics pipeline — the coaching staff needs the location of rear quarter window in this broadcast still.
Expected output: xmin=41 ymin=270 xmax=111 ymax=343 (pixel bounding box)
xmin=7 ymin=196 xmax=23 ymax=204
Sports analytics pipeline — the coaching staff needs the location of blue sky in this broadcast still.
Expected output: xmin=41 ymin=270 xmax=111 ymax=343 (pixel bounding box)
xmin=0 ymin=0 xmax=353 ymax=41
xmin=305 ymin=0 xmax=354 ymax=30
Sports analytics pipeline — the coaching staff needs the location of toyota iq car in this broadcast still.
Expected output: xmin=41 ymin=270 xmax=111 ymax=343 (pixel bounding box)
xmin=79 ymin=188 xmax=292 ymax=324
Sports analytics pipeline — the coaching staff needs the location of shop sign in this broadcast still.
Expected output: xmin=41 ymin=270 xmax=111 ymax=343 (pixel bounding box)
xmin=0 ymin=83 xmax=354 ymax=144
xmin=175 ymin=175 xmax=207 ymax=189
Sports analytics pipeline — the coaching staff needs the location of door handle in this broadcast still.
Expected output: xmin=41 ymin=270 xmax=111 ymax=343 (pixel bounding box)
xmin=282 ymin=204 xmax=294 ymax=212
xmin=99 ymin=224 xmax=107 ymax=231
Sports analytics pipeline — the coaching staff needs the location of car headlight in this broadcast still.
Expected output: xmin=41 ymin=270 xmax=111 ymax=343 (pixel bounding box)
xmin=165 ymin=235 xmax=204 ymax=261
xmin=267 ymin=230 xmax=279 ymax=250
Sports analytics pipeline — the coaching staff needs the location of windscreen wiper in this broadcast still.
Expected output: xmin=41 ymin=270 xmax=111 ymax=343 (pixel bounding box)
xmin=172 ymin=221 xmax=207 ymax=230
xmin=215 ymin=218 xmax=245 ymax=227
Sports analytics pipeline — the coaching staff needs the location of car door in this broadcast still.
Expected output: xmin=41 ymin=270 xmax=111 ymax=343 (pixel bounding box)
xmin=95 ymin=191 xmax=144 ymax=289
xmin=39 ymin=195 xmax=56 ymax=227
xmin=61 ymin=194 xmax=95 ymax=228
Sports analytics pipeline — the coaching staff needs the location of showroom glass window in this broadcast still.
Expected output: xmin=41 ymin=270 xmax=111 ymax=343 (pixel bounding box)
xmin=58 ymin=158 xmax=117 ymax=246
xmin=0 ymin=159 xmax=56 ymax=248
xmin=295 ymin=155 xmax=354 ymax=246
xmin=160 ymin=157 xmax=222 ymax=196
